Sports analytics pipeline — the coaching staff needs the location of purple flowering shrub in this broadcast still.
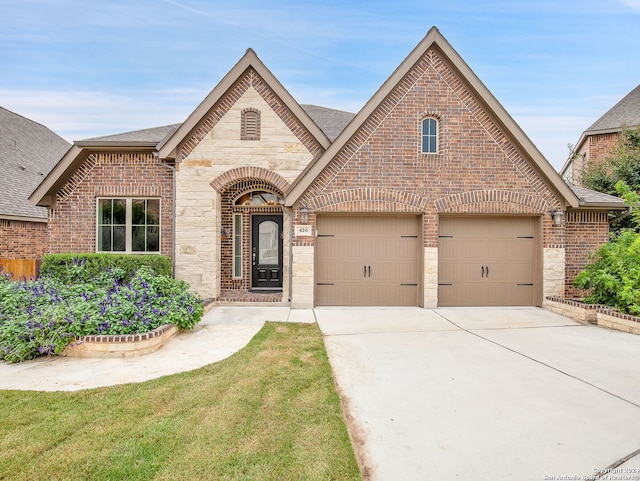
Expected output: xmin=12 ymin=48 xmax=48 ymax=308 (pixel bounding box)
xmin=0 ymin=267 xmax=203 ymax=363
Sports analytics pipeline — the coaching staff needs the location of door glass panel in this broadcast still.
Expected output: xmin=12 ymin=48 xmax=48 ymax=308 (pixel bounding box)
xmin=258 ymin=221 xmax=279 ymax=265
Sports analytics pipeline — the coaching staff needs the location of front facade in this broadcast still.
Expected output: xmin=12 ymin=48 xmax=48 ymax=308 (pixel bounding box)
xmin=31 ymin=28 xmax=624 ymax=307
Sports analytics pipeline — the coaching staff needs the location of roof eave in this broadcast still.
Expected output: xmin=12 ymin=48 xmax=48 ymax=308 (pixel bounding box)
xmin=75 ymin=141 xmax=159 ymax=148
xmin=0 ymin=214 xmax=48 ymax=223
xmin=574 ymin=202 xmax=628 ymax=210
xmin=29 ymin=144 xmax=158 ymax=207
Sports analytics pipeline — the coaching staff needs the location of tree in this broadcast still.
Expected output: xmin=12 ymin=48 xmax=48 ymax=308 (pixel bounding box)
xmin=579 ymin=126 xmax=640 ymax=232
xmin=574 ymin=181 xmax=640 ymax=313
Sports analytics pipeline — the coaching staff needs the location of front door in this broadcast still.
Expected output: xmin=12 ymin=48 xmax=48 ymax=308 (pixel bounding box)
xmin=251 ymin=215 xmax=283 ymax=290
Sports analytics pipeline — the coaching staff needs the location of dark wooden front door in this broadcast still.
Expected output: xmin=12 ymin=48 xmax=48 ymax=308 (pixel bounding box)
xmin=251 ymin=215 xmax=283 ymax=290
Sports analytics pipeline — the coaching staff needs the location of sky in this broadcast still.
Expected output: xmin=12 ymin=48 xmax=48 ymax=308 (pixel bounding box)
xmin=1 ymin=0 xmax=639 ymax=170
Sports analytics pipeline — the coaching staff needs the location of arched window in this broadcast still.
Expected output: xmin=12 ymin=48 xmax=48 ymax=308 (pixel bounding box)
xmin=421 ymin=117 xmax=438 ymax=153
xmin=235 ymin=191 xmax=283 ymax=206
xmin=241 ymin=108 xmax=261 ymax=141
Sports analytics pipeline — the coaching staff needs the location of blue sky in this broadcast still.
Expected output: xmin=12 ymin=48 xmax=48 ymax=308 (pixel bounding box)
xmin=1 ymin=0 xmax=639 ymax=169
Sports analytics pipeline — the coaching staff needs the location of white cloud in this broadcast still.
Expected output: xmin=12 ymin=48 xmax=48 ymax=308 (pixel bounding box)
xmin=0 ymin=89 xmax=198 ymax=142
xmin=514 ymin=115 xmax=595 ymax=170
xmin=617 ymin=0 xmax=640 ymax=10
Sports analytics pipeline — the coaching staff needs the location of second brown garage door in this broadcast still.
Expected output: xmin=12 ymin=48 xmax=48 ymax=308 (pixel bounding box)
xmin=438 ymin=216 xmax=540 ymax=306
xmin=315 ymin=215 xmax=422 ymax=306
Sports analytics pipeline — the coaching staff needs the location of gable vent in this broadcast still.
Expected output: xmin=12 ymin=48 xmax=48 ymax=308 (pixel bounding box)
xmin=241 ymin=108 xmax=261 ymax=141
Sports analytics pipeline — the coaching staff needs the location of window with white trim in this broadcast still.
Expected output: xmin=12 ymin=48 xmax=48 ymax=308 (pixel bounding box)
xmin=421 ymin=117 xmax=438 ymax=153
xmin=97 ymin=198 xmax=160 ymax=253
xmin=233 ymin=213 xmax=243 ymax=278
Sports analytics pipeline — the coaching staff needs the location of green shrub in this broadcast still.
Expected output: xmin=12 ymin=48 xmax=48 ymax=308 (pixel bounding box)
xmin=0 ymin=266 xmax=203 ymax=363
xmin=575 ymin=230 xmax=640 ymax=315
xmin=40 ymin=253 xmax=172 ymax=283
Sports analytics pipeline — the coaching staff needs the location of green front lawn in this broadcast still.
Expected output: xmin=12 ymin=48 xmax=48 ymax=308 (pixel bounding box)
xmin=0 ymin=322 xmax=362 ymax=481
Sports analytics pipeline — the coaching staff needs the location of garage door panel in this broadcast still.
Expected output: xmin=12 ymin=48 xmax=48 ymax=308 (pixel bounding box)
xmin=316 ymin=215 xmax=421 ymax=306
xmin=438 ymin=217 xmax=539 ymax=307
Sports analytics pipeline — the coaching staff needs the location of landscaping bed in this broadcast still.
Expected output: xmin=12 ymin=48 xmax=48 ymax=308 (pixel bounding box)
xmin=0 ymin=255 xmax=203 ymax=363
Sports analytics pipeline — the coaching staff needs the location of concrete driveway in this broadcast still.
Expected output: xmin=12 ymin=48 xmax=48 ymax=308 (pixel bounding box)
xmin=316 ymin=307 xmax=640 ymax=481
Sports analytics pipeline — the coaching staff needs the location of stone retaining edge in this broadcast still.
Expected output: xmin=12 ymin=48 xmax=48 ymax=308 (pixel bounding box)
xmin=61 ymin=324 xmax=179 ymax=358
xmin=544 ymin=297 xmax=640 ymax=335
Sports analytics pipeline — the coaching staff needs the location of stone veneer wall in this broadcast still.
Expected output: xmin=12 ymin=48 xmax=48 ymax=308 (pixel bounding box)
xmin=543 ymin=247 xmax=565 ymax=298
xmin=174 ymin=75 xmax=322 ymax=300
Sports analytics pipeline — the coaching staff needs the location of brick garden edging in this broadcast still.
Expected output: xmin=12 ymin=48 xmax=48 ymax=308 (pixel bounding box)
xmin=544 ymin=297 xmax=640 ymax=335
xmin=61 ymin=324 xmax=179 ymax=358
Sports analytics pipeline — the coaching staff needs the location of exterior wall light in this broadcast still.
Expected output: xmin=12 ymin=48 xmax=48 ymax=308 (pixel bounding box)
xmin=551 ymin=209 xmax=565 ymax=227
xmin=300 ymin=207 xmax=309 ymax=224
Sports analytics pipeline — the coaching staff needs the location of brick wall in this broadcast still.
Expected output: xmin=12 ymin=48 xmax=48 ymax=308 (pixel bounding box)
xmin=0 ymin=219 xmax=48 ymax=259
xmin=565 ymin=210 xmax=610 ymax=298
xmin=296 ymin=47 xmax=565 ymax=248
xmin=570 ymin=132 xmax=620 ymax=186
xmin=48 ymin=152 xmax=174 ymax=257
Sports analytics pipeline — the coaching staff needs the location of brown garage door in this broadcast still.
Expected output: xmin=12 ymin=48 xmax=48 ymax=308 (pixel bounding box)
xmin=316 ymin=215 xmax=422 ymax=306
xmin=438 ymin=216 xmax=540 ymax=306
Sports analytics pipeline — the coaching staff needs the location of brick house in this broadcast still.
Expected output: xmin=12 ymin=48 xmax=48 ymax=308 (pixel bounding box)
xmin=0 ymin=107 xmax=70 ymax=277
xmin=30 ymin=27 xmax=624 ymax=307
xmin=562 ymin=84 xmax=640 ymax=185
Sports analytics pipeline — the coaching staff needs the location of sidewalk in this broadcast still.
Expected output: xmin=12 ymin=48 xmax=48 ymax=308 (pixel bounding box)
xmin=0 ymin=306 xmax=315 ymax=391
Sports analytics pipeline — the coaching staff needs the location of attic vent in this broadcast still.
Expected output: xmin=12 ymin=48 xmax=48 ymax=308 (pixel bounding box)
xmin=241 ymin=108 xmax=260 ymax=141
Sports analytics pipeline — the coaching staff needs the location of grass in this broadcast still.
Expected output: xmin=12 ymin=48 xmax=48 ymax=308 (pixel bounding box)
xmin=0 ymin=322 xmax=362 ymax=481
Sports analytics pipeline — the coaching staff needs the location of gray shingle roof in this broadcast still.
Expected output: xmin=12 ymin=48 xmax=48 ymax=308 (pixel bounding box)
xmin=569 ymin=184 xmax=626 ymax=208
xmin=0 ymin=107 xmax=70 ymax=220
xmin=300 ymin=105 xmax=356 ymax=142
xmin=587 ymin=84 xmax=640 ymax=133
xmin=75 ymin=105 xmax=355 ymax=146
xmin=82 ymin=123 xmax=181 ymax=144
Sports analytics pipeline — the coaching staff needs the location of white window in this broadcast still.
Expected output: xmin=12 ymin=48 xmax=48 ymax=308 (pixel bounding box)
xmin=233 ymin=213 xmax=243 ymax=278
xmin=97 ymin=198 xmax=160 ymax=253
xmin=421 ymin=117 xmax=438 ymax=153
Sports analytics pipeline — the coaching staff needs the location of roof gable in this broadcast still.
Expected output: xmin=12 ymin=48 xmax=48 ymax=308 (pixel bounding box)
xmin=158 ymin=49 xmax=331 ymax=161
xmin=285 ymin=27 xmax=579 ymax=208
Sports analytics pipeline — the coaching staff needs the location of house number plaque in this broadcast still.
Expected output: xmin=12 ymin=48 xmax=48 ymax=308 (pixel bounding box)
xmin=294 ymin=225 xmax=312 ymax=237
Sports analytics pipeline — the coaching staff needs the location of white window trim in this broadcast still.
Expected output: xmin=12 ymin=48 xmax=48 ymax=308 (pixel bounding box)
xmin=233 ymin=213 xmax=243 ymax=278
xmin=420 ymin=117 xmax=439 ymax=154
xmin=96 ymin=197 xmax=161 ymax=254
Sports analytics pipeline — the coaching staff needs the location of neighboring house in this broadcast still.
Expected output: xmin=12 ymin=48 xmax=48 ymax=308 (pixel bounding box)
xmin=30 ymin=27 xmax=625 ymax=307
xmin=562 ymin=84 xmax=640 ymax=185
xmin=0 ymin=107 xmax=70 ymax=277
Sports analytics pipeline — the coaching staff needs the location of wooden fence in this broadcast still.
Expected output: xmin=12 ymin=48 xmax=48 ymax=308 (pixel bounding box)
xmin=0 ymin=259 xmax=41 ymax=280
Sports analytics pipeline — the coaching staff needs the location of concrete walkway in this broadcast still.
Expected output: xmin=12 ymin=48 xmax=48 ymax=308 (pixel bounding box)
xmin=0 ymin=306 xmax=314 ymax=391
xmin=316 ymin=307 xmax=640 ymax=481
xmin=2 ymin=305 xmax=640 ymax=481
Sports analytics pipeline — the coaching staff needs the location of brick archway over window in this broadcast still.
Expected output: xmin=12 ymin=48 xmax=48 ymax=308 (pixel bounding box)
xmin=211 ymin=167 xmax=290 ymax=194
